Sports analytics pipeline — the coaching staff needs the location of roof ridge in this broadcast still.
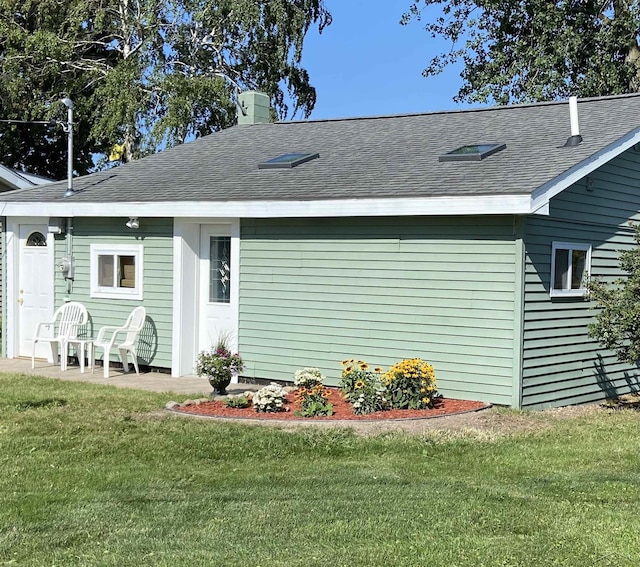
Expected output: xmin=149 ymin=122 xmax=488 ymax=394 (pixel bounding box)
xmin=276 ymin=92 xmax=640 ymax=125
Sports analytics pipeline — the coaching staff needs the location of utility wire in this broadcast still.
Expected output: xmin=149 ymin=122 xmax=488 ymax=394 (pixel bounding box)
xmin=0 ymin=119 xmax=59 ymax=125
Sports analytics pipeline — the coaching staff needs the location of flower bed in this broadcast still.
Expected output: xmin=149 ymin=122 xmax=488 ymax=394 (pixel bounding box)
xmin=171 ymin=387 xmax=488 ymax=421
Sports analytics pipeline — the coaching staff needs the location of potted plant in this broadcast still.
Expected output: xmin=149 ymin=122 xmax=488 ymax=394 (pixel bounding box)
xmin=195 ymin=336 xmax=245 ymax=395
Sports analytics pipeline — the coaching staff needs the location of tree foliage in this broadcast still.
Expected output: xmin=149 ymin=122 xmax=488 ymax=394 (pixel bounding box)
xmin=588 ymin=224 xmax=640 ymax=365
xmin=0 ymin=0 xmax=331 ymax=177
xmin=402 ymin=1 xmax=640 ymax=104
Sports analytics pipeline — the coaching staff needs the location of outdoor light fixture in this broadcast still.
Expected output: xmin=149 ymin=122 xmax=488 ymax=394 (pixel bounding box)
xmin=60 ymin=97 xmax=76 ymax=198
xmin=126 ymin=217 xmax=140 ymax=229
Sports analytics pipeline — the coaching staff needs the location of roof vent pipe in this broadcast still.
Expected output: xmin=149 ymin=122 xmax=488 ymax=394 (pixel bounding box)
xmin=564 ymin=96 xmax=582 ymax=147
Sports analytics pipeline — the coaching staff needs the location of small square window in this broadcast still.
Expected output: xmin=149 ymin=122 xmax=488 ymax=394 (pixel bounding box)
xmin=91 ymin=244 xmax=143 ymax=300
xmin=550 ymin=242 xmax=591 ymax=297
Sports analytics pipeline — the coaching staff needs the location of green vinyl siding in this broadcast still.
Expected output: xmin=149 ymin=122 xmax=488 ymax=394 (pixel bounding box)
xmin=522 ymin=150 xmax=640 ymax=408
xmin=53 ymin=218 xmax=173 ymax=368
xmin=240 ymin=216 xmax=518 ymax=405
xmin=1 ymin=219 xmax=4 ymax=355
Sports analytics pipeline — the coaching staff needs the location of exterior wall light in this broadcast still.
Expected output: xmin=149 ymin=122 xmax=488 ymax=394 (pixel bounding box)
xmin=126 ymin=217 xmax=140 ymax=229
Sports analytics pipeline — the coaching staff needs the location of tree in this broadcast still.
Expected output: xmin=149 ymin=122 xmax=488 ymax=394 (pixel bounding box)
xmin=0 ymin=0 xmax=331 ymax=177
xmin=588 ymin=224 xmax=640 ymax=364
xmin=402 ymin=1 xmax=640 ymax=104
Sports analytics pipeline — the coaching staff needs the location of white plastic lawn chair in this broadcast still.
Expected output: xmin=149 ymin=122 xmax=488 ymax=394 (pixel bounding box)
xmin=32 ymin=301 xmax=88 ymax=371
xmin=93 ymin=306 xmax=146 ymax=378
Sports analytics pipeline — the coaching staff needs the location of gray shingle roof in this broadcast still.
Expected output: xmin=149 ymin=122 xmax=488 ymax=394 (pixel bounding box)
xmin=3 ymin=93 xmax=640 ymax=204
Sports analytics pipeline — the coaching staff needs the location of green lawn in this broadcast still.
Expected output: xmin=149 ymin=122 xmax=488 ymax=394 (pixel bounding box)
xmin=0 ymin=374 xmax=638 ymax=566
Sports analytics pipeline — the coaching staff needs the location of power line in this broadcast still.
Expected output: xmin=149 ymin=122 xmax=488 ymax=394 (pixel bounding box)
xmin=0 ymin=119 xmax=59 ymax=125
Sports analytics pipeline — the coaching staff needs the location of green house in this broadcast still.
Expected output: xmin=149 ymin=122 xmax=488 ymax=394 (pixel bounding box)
xmin=3 ymin=92 xmax=640 ymax=408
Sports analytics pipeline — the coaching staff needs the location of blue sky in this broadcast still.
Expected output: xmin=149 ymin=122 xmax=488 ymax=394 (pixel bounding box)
xmin=296 ymin=1 xmax=481 ymax=120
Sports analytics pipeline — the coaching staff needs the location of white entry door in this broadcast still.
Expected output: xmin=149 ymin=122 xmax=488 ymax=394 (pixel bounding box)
xmin=198 ymin=224 xmax=239 ymax=353
xmin=17 ymin=224 xmax=54 ymax=358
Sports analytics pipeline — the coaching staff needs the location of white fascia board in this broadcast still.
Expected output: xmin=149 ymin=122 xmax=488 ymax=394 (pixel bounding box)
xmin=0 ymin=165 xmax=28 ymax=190
xmin=0 ymin=193 xmax=534 ymax=218
xmin=531 ymin=128 xmax=640 ymax=213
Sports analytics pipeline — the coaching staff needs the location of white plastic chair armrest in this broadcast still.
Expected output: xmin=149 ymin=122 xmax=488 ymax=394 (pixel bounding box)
xmin=95 ymin=326 xmax=128 ymax=348
xmin=33 ymin=321 xmax=56 ymax=339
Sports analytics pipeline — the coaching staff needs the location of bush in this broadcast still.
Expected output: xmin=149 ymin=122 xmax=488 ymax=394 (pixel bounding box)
xmin=293 ymin=367 xmax=333 ymax=417
xmin=253 ymin=383 xmax=288 ymax=413
xmin=223 ymin=396 xmax=251 ymax=409
xmin=293 ymin=367 xmax=324 ymax=389
xmin=588 ymin=223 xmax=640 ymax=364
xmin=340 ymin=359 xmax=388 ymax=415
xmin=294 ymin=384 xmax=334 ymax=417
xmin=383 ymin=358 xmax=437 ymax=410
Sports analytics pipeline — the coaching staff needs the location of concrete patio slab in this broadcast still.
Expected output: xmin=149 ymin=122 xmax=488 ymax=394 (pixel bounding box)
xmin=0 ymin=357 xmax=258 ymax=396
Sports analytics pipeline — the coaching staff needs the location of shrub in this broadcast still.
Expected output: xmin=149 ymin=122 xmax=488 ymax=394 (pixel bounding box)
xmin=383 ymin=358 xmax=437 ymax=409
xmin=253 ymin=383 xmax=288 ymax=413
xmin=293 ymin=367 xmax=325 ymax=389
xmin=294 ymin=384 xmax=334 ymax=417
xmin=340 ymin=359 xmax=388 ymax=415
xmin=223 ymin=396 xmax=251 ymax=409
xmin=588 ymin=223 xmax=640 ymax=364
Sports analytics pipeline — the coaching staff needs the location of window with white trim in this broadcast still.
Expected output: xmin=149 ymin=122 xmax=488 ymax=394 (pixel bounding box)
xmin=90 ymin=244 xmax=143 ymax=300
xmin=550 ymin=242 xmax=591 ymax=297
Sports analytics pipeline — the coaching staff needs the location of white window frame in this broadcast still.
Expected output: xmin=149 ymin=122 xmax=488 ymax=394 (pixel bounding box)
xmin=550 ymin=241 xmax=591 ymax=298
xmin=90 ymin=244 xmax=143 ymax=300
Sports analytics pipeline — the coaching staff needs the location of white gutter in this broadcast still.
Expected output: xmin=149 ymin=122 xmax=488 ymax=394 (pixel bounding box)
xmin=0 ymin=194 xmax=535 ymax=218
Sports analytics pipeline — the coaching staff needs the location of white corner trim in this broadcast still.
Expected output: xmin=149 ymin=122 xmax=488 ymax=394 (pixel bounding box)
xmin=531 ymin=128 xmax=640 ymax=212
xmin=0 ymin=194 xmax=535 ymax=218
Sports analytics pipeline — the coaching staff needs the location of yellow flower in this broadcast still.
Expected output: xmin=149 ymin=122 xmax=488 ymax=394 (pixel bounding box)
xmin=359 ymin=362 xmax=369 ymax=370
xmin=341 ymin=359 xmax=350 ymax=366
xmin=345 ymin=365 xmax=353 ymax=373
xmin=422 ymin=397 xmax=430 ymax=404
xmin=374 ymin=367 xmax=382 ymax=373
xmin=354 ymin=380 xmax=365 ymax=389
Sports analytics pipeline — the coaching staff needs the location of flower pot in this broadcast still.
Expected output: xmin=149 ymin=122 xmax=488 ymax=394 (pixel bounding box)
xmin=209 ymin=375 xmax=232 ymax=395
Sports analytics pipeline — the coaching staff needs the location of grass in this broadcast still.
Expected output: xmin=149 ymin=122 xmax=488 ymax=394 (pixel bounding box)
xmin=0 ymin=374 xmax=638 ymax=566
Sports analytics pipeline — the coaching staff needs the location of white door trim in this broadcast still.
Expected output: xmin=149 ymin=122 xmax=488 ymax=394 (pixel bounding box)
xmin=5 ymin=217 xmax=55 ymax=359
xmin=172 ymin=218 xmax=240 ymax=377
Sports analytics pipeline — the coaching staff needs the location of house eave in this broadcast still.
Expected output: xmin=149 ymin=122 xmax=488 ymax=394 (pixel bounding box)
xmin=531 ymin=127 xmax=640 ymax=211
xmin=0 ymin=194 xmax=539 ymax=218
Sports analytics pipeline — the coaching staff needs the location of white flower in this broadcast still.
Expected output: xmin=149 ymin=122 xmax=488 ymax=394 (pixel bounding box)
xmin=293 ymin=367 xmax=325 ymax=388
xmin=253 ymin=382 xmax=288 ymax=412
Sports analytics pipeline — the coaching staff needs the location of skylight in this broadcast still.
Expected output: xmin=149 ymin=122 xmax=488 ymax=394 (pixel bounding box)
xmin=258 ymin=152 xmax=319 ymax=169
xmin=439 ymin=143 xmax=506 ymax=162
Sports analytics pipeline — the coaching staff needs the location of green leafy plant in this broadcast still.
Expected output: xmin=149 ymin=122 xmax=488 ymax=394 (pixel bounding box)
xmin=383 ymin=358 xmax=438 ymax=410
xmin=222 ymin=396 xmax=251 ymax=409
xmin=340 ymin=359 xmax=388 ymax=415
xmin=195 ymin=335 xmax=244 ymax=394
xmin=294 ymin=384 xmax=333 ymax=417
xmin=588 ymin=224 xmax=640 ymax=364
xmin=252 ymin=383 xmax=288 ymax=413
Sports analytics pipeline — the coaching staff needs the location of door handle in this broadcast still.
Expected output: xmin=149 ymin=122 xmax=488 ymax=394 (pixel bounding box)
xmin=17 ymin=297 xmax=23 ymax=305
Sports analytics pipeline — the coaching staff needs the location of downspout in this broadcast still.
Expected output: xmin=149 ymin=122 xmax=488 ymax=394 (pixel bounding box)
xmin=66 ymin=218 xmax=73 ymax=297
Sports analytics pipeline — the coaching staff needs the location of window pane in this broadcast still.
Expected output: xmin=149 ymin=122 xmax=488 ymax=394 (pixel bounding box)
xmin=554 ymin=249 xmax=569 ymax=290
xmin=119 ymin=255 xmax=136 ymax=288
xmin=210 ymin=236 xmax=231 ymax=303
xmin=98 ymin=255 xmax=114 ymax=287
xmin=571 ymin=250 xmax=586 ymax=289
xmin=26 ymin=232 xmax=46 ymax=247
